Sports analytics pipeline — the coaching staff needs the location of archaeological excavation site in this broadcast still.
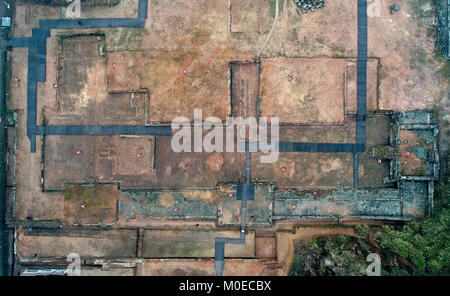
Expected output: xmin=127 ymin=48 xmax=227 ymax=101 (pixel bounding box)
xmin=0 ymin=0 xmax=448 ymax=278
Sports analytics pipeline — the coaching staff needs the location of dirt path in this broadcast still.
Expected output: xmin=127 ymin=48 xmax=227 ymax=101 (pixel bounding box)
xmin=257 ymin=0 xmax=279 ymax=58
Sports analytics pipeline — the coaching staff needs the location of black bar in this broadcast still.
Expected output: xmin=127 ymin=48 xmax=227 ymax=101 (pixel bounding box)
xmin=37 ymin=125 xmax=172 ymax=136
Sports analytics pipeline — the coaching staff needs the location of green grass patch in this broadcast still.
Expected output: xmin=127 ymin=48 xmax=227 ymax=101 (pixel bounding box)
xmin=270 ymin=0 xmax=284 ymax=18
xmin=438 ymin=60 xmax=450 ymax=81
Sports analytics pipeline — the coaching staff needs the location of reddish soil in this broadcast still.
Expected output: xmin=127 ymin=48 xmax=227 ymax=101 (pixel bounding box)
xmin=398 ymin=129 xmax=433 ymax=176
xmin=260 ymin=58 xmax=346 ymax=125
xmin=230 ymin=61 xmax=260 ymax=118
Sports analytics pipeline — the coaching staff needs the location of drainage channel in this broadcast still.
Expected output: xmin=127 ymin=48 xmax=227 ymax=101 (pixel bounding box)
xmin=0 ymin=0 xmax=166 ymax=153
xmin=214 ymin=150 xmax=253 ymax=276
xmin=213 ymin=0 xmax=368 ymax=274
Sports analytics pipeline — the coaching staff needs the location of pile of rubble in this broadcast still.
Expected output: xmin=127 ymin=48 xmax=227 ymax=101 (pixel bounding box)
xmin=293 ymin=0 xmax=325 ymax=15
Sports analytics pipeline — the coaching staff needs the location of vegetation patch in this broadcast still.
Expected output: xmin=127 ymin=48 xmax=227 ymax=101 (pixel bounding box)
xmin=270 ymin=0 xmax=285 ymax=18
xmin=438 ymin=60 xmax=450 ymax=81
xmin=289 ymin=236 xmax=371 ymax=276
xmin=293 ymin=0 xmax=325 ymax=16
xmin=290 ymin=184 xmax=450 ymax=276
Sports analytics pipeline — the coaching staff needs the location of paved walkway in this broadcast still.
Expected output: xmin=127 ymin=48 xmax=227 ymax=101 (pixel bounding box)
xmin=280 ymin=0 xmax=367 ymax=152
xmin=3 ymin=0 xmax=368 ymax=276
xmin=3 ymin=0 xmax=367 ymax=155
xmin=214 ymin=0 xmax=369 ymax=275
xmin=278 ymin=0 xmax=368 ymax=188
xmin=278 ymin=142 xmax=365 ymax=153
xmin=1 ymin=0 xmax=171 ymax=152
xmin=214 ymin=151 xmax=252 ymax=276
